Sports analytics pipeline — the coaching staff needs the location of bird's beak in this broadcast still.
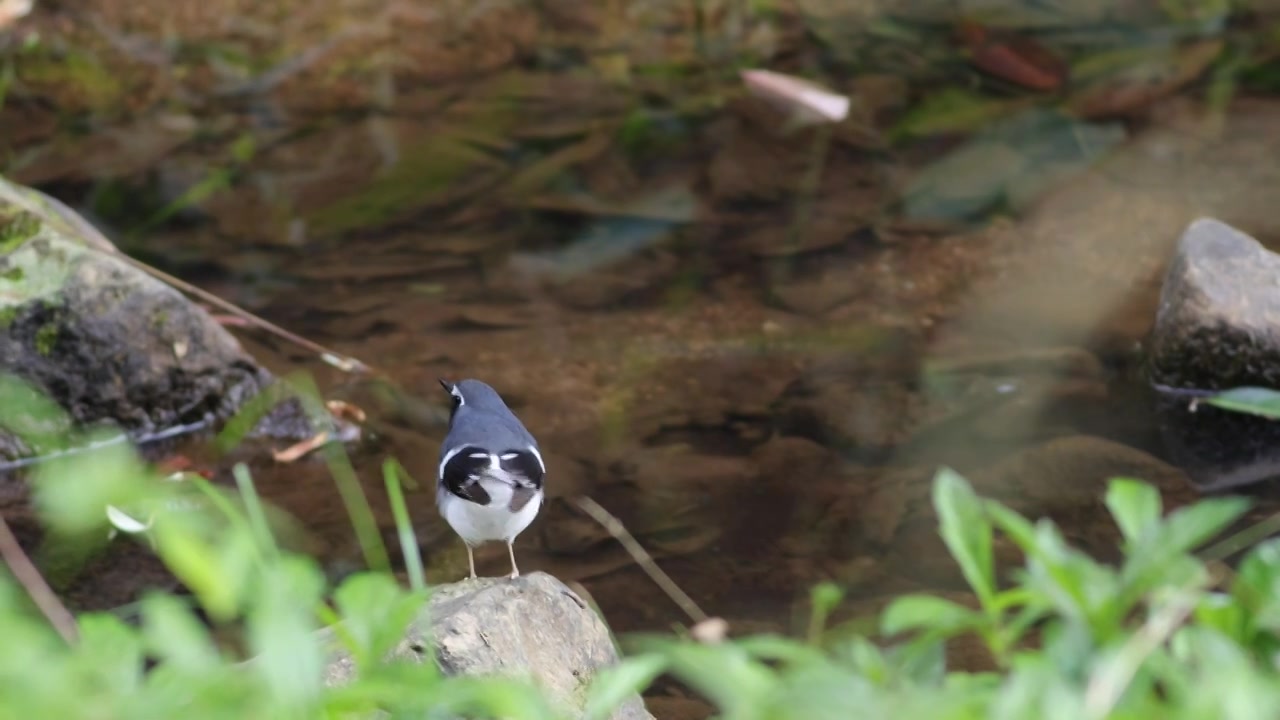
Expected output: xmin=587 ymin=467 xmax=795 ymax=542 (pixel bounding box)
xmin=437 ymin=377 xmax=453 ymax=393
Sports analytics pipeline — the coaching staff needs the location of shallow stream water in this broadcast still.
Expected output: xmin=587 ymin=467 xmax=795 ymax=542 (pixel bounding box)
xmin=7 ymin=7 xmax=1280 ymax=714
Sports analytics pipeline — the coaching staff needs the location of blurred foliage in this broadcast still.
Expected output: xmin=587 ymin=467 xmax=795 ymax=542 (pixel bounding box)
xmin=0 ymin=373 xmax=566 ymax=719
xmin=598 ymin=470 xmax=1280 ymax=720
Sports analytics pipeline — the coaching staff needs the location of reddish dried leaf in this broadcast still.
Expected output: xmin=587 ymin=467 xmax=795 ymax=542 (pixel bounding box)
xmin=155 ymin=455 xmax=193 ymax=473
xmin=956 ymin=20 xmax=1067 ymax=91
xmin=970 ymin=40 xmax=1068 ymax=91
xmin=273 ymin=432 xmax=331 ymax=463
xmin=326 ymin=400 xmax=367 ymax=424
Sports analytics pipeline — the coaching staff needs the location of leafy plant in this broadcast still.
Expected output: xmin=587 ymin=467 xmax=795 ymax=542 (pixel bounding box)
xmin=0 ymin=375 xmax=565 ymax=720
xmin=597 ymin=469 xmax=1280 ymax=720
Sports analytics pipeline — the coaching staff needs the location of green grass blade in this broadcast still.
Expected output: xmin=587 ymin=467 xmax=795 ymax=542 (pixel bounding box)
xmin=383 ymin=458 xmax=426 ymax=592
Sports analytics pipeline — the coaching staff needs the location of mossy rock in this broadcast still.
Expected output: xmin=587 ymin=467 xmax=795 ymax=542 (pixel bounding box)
xmin=0 ymin=175 xmax=288 ymax=459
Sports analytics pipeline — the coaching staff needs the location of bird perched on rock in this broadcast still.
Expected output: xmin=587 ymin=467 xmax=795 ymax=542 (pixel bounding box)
xmin=436 ymin=378 xmax=545 ymax=579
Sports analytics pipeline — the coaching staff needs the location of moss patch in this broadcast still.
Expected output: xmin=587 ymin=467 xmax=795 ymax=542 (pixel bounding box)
xmin=34 ymin=322 xmax=58 ymax=356
xmin=0 ymin=306 xmax=18 ymax=329
xmin=306 ymin=137 xmax=500 ymax=236
xmin=151 ymin=309 xmax=169 ymax=333
xmin=19 ymin=50 xmax=126 ymax=112
xmin=0 ymin=211 xmax=42 ymax=254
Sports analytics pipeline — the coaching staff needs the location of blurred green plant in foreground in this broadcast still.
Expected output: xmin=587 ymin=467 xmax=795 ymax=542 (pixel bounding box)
xmin=5 ymin=375 xmax=1280 ymax=719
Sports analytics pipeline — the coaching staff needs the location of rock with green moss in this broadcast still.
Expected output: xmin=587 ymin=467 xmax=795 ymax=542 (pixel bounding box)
xmin=0 ymin=175 xmax=281 ymax=458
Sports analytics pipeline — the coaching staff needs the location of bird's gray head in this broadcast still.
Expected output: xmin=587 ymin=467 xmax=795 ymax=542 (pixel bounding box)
xmin=438 ymin=377 xmax=510 ymax=416
xmin=437 ymin=378 xmax=534 ymax=447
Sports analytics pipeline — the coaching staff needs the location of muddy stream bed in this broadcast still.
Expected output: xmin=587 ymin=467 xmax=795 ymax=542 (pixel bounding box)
xmin=8 ymin=4 xmax=1280 ymax=714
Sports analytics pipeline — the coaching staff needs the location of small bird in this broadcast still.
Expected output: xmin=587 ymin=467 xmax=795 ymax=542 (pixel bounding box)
xmin=435 ymin=378 xmax=546 ymax=580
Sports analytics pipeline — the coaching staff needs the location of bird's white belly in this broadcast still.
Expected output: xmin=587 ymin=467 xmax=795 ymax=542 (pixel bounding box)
xmin=440 ymin=483 xmax=543 ymax=546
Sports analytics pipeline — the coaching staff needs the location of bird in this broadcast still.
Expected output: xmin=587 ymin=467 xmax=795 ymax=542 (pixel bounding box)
xmin=435 ymin=378 xmax=546 ymax=580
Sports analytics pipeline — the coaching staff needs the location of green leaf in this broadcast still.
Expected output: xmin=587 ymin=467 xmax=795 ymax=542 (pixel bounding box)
xmin=886 ymin=634 xmax=947 ymax=686
xmin=230 ymin=133 xmax=257 ymax=163
xmin=1105 ymin=478 xmax=1162 ymax=547
xmin=76 ymin=613 xmax=143 ymax=692
xmin=889 ymin=88 xmax=1026 ymax=140
xmin=1233 ymin=539 xmax=1280 ymax=629
xmin=932 ymin=468 xmax=996 ymax=605
xmin=424 ymin=675 xmax=559 ymax=720
xmin=658 ymin=643 xmax=776 ymax=717
xmin=738 ymin=635 xmax=828 ymax=665
xmin=1205 ymin=386 xmax=1280 ymax=419
xmin=140 ymin=593 xmax=222 ymax=672
xmin=583 ymin=654 xmax=667 ymax=720
xmin=152 ymin=523 xmax=243 ymax=622
xmin=0 ymin=373 xmax=73 ymax=454
xmin=383 ymin=459 xmax=426 ymax=593
xmin=985 ymin=500 xmax=1037 ymax=552
xmin=232 ymin=463 xmax=278 ymax=559
xmin=1194 ymin=592 xmax=1247 ymax=642
xmin=1023 ymin=521 xmax=1121 ymax=630
xmin=245 ymin=556 xmax=326 ymax=709
xmin=31 ymin=438 xmax=158 ymax=535
xmin=333 ymin=572 xmax=425 ymax=668
xmin=840 ymin=636 xmax=889 ymax=685
xmin=881 ymin=594 xmax=983 ymax=637
xmin=1156 ymin=497 xmax=1250 ymax=557
xmin=808 ymin=582 xmax=844 ymax=643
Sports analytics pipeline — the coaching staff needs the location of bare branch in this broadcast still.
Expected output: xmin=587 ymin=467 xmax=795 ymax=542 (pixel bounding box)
xmin=573 ymin=495 xmax=709 ymax=625
xmin=0 ymin=515 xmax=78 ymax=644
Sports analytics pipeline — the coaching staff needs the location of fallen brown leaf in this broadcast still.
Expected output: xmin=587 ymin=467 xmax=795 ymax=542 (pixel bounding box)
xmin=273 ymin=432 xmax=331 ymax=463
xmin=326 ymin=399 xmax=367 ymax=424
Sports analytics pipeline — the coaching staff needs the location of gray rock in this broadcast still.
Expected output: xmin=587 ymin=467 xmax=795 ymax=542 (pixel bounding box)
xmin=324 ymin=572 xmax=654 ymax=720
xmin=0 ymin=177 xmax=291 ymax=456
xmin=1148 ymin=218 xmax=1280 ymax=390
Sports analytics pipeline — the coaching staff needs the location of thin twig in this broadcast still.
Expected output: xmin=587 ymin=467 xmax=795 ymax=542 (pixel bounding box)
xmin=1201 ymin=510 xmax=1280 ymax=563
xmin=115 ymin=254 xmax=374 ymax=375
xmin=0 ymin=515 xmax=78 ymax=644
xmin=24 ymin=186 xmax=374 ymax=376
xmin=573 ymin=495 xmax=708 ymax=624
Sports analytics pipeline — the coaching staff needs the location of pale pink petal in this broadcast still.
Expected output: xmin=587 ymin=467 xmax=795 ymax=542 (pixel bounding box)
xmin=741 ymin=69 xmax=851 ymax=124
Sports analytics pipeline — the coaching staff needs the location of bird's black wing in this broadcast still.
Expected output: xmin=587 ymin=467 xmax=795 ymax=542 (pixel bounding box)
xmin=440 ymin=447 xmax=492 ymax=505
xmin=499 ymin=449 xmax=545 ymax=489
xmin=500 ymin=449 xmax=544 ymax=512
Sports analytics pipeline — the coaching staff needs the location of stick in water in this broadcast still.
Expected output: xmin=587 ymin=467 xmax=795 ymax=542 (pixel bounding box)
xmin=573 ymin=495 xmax=708 ymax=624
xmin=0 ymin=515 xmax=78 ymax=643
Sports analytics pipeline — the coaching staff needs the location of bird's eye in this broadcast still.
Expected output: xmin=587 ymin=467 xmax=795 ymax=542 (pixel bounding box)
xmin=449 ymin=389 xmax=464 ymax=409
